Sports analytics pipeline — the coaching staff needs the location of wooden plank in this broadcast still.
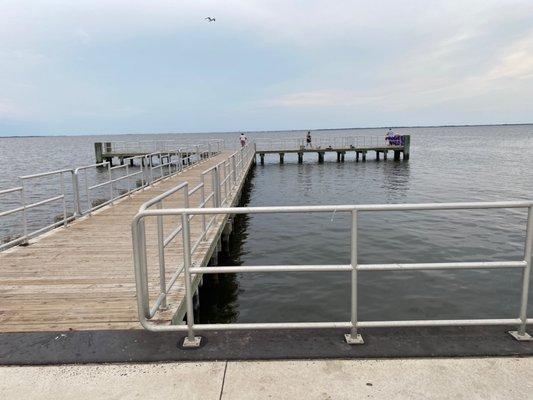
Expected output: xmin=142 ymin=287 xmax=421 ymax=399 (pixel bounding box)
xmin=0 ymin=151 xmax=253 ymax=333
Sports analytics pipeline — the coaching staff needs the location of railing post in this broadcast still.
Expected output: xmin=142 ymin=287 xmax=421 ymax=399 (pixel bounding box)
xmin=232 ymin=155 xmax=237 ymax=186
xmin=181 ymin=211 xmax=201 ymax=348
xmin=156 ymin=202 xmax=168 ymax=310
xmin=71 ymin=171 xmax=81 ymax=217
xmin=345 ymin=209 xmax=364 ymax=344
xmin=132 ymin=216 xmax=151 ymax=319
xmin=20 ymin=179 xmax=28 ymax=244
xmin=200 ymin=176 xmax=207 ymax=240
xmin=214 ymin=166 xmax=221 ymax=207
xmin=510 ymin=205 xmax=533 ymax=341
xmin=108 ymin=163 xmax=113 ymax=204
xmin=60 ymin=172 xmax=67 ymax=227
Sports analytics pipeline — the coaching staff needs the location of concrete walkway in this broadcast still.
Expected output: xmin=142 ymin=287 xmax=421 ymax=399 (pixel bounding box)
xmin=1 ymin=357 xmax=532 ymax=399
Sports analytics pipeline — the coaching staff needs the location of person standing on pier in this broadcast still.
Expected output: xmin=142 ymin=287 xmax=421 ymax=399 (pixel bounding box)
xmin=306 ymin=131 xmax=312 ymax=148
xmin=240 ymin=133 xmax=247 ymax=147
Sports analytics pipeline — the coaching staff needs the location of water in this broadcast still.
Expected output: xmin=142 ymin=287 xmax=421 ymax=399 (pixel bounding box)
xmin=1 ymin=125 xmax=533 ymax=324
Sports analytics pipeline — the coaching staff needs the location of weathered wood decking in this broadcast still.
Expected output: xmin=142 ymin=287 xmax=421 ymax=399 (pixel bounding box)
xmin=0 ymin=151 xmax=253 ymax=333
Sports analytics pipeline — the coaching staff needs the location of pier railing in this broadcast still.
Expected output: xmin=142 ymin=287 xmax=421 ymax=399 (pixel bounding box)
xmin=132 ymin=143 xmax=256 ymax=315
xmin=255 ymin=136 xmax=392 ymax=151
xmin=103 ymin=139 xmax=225 ymax=154
xmin=132 ymin=200 xmax=533 ymax=347
xmin=0 ymin=143 xmax=222 ymax=251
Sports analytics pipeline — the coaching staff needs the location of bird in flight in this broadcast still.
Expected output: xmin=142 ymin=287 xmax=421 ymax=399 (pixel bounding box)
xmin=205 ymin=17 xmax=216 ymax=22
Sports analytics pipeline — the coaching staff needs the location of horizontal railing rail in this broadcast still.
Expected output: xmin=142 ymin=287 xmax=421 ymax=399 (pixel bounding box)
xmin=103 ymin=139 xmax=225 ymax=154
xmin=0 ymin=142 xmax=225 ymax=251
xmin=132 ymin=200 xmax=533 ymax=347
xmin=132 ymin=143 xmax=255 ymax=317
xmin=254 ymin=136 xmax=399 ymax=151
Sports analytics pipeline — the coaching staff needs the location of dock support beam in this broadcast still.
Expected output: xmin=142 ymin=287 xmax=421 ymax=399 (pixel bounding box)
xmin=383 ymin=151 xmax=387 ymax=161
xmin=279 ymin=153 xmax=284 ymax=164
xmin=318 ymin=152 xmax=325 ymax=164
xmin=94 ymin=143 xmax=103 ymax=163
xmin=337 ymin=152 xmax=341 ymax=162
xmin=376 ymin=151 xmax=380 ymax=161
xmin=362 ymin=151 xmax=367 ymax=162
xmin=298 ymin=152 xmax=303 ymax=164
xmin=394 ymin=150 xmax=401 ymax=161
xmin=260 ymin=153 xmax=265 ymax=165
xmin=403 ymin=135 xmax=411 ymax=160
xmin=341 ymin=152 xmax=345 ymax=162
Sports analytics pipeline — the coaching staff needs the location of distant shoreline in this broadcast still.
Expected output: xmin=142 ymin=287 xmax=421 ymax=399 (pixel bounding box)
xmin=1 ymin=122 xmax=532 ymax=138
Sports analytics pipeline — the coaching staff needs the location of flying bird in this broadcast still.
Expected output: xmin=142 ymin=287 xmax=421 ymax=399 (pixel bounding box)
xmin=205 ymin=17 xmax=216 ymax=22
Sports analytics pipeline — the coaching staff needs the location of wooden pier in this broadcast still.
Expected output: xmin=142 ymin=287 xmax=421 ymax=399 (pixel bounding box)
xmin=0 ymin=151 xmax=254 ymax=333
xmin=256 ymin=135 xmax=410 ymax=165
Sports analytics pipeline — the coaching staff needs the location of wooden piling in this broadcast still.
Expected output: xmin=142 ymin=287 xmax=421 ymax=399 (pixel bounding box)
xmin=260 ymin=153 xmax=265 ymax=165
xmin=394 ymin=150 xmax=401 ymax=161
xmin=279 ymin=153 xmax=284 ymax=164
xmin=94 ymin=143 xmax=104 ymax=163
xmin=298 ymin=152 xmax=303 ymax=164
xmin=318 ymin=152 xmax=325 ymax=163
xmin=362 ymin=151 xmax=367 ymax=162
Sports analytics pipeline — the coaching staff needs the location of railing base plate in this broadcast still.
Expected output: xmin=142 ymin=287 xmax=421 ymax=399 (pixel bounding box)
xmin=182 ymin=336 xmax=202 ymax=348
xmin=344 ymin=333 xmax=364 ymax=345
xmin=508 ymin=331 xmax=533 ymax=341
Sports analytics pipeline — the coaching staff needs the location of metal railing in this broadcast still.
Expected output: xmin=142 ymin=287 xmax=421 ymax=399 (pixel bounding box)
xmin=132 ymin=144 xmax=256 ymax=318
xmin=254 ymin=136 xmax=393 ymax=151
xmin=105 ymin=139 xmax=225 ymax=154
xmin=132 ymin=200 xmax=533 ymax=347
xmin=0 ymin=169 xmax=77 ymax=251
xmin=0 ymin=143 xmax=224 ymax=251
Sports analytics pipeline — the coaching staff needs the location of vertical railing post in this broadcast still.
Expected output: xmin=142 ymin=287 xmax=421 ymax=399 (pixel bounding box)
xmin=108 ymin=163 xmax=113 ymax=204
xmin=181 ymin=211 xmax=201 ymax=347
xmin=345 ymin=209 xmax=364 ymax=344
xmin=156 ymin=202 xmax=168 ymax=310
xmin=60 ymin=172 xmax=67 ymax=227
xmin=214 ymin=166 xmax=221 ymax=207
xmin=200 ymin=177 xmax=207 ymax=240
xmin=510 ymin=206 xmax=533 ymax=340
xmin=20 ymin=179 xmax=28 ymax=243
xmin=232 ymin=155 xmax=237 ymax=186
xmin=72 ymin=170 xmax=81 ymax=217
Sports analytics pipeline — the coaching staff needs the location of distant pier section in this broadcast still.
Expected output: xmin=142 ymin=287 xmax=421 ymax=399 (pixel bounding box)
xmin=95 ymin=139 xmax=224 ymax=166
xmin=255 ymin=135 xmax=410 ymax=165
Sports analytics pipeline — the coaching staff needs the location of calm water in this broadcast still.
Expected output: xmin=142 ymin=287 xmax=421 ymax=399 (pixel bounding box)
xmin=1 ymin=126 xmax=533 ymax=323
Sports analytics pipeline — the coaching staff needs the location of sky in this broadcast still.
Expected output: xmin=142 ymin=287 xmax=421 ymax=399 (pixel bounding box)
xmin=1 ymin=0 xmax=533 ymax=136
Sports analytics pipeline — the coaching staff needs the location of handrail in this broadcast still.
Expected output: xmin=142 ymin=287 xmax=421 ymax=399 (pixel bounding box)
xmin=131 ymin=199 xmax=533 ymax=347
xmin=0 ymin=141 xmax=225 ymax=251
xmin=131 ymin=143 xmax=256 ymax=317
xmin=253 ymin=135 xmax=409 ymax=152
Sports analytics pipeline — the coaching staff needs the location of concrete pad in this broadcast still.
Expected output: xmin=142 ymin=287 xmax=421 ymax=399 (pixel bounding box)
xmin=222 ymin=358 xmax=533 ymax=399
xmin=0 ymin=361 xmax=225 ymax=400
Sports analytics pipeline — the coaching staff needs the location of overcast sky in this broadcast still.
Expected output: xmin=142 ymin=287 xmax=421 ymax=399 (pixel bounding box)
xmin=1 ymin=0 xmax=532 ymax=136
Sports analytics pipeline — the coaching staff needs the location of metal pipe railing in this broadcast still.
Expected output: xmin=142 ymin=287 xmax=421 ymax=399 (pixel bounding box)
xmin=133 ymin=143 xmax=255 ymax=319
xmin=132 ymin=199 xmax=533 ymax=347
xmin=254 ymin=136 xmax=395 ymax=151
xmin=0 ymin=140 xmax=226 ymax=251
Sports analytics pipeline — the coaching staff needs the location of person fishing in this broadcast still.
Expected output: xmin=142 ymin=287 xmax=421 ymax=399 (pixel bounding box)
xmin=306 ymin=131 xmax=312 ymax=148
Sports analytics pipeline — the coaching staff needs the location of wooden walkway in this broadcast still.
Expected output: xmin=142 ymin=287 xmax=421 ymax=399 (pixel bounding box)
xmin=0 ymin=151 xmax=253 ymax=333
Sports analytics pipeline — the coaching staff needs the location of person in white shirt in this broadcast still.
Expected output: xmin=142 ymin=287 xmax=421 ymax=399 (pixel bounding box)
xmin=239 ymin=133 xmax=247 ymax=147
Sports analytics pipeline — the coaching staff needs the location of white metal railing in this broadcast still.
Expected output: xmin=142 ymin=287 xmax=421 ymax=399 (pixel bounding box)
xmin=106 ymin=139 xmax=225 ymax=154
xmin=254 ymin=136 xmax=395 ymax=151
xmin=0 ymin=143 xmax=224 ymax=251
xmin=132 ymin=200 xmax=533 ymax=347
xmin=132 ymin=143 xmax=255 ymax=319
